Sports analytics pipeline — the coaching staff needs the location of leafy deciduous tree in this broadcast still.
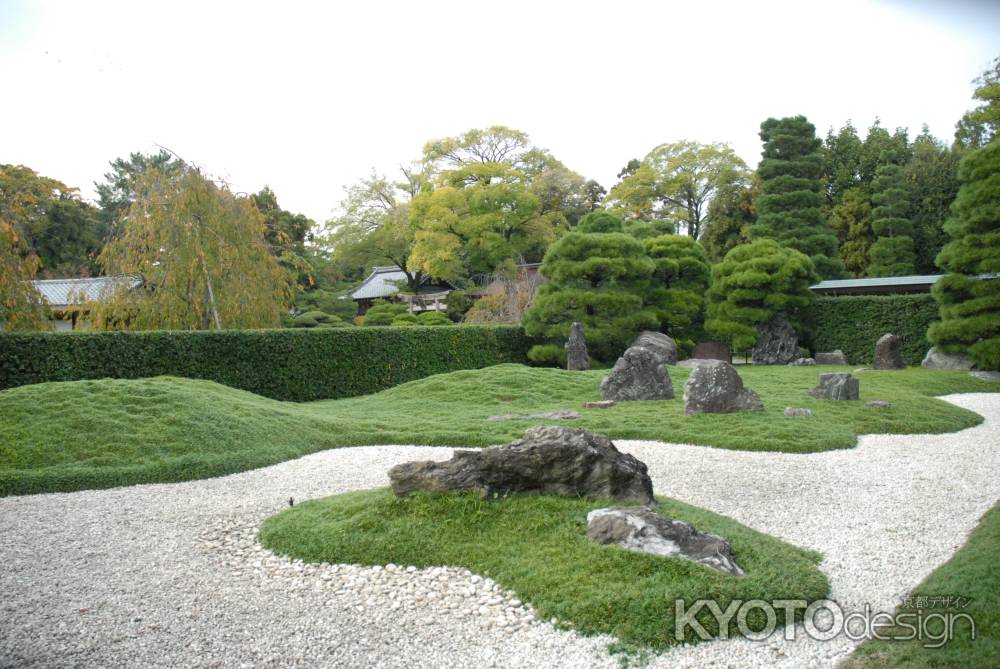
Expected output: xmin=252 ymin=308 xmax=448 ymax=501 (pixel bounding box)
xmin=829 ymin=187 xmax=873 ymax=277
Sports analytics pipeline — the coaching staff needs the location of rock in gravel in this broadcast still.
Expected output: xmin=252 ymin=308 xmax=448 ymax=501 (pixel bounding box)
xmin=565 ymin=322 xmax=589 ymax=371
xmin=600 ymin=346 xmax=674 ymax=401
xmin=691 ymin=341 xmax=732 ymax=363
xmin=683 ymin=360 xmax=764 ymax=415
xmin=873 ymin=334 xmax=906 ymax=370
xmin=631 ymin=331 xmax=677 ymax=366
xmin=582 ymin=400 xmax=615 ymax=409
xmin=921 ymin=347 xmax=973 ymax=370
xmin=789 ymin=357 xmax=816 ymax=366
xmin=784 ymin=407 xmax=814 ymax=417
xmin=388 ymin=425 xmax=655 ymax=504
xmin=808 ymin=373 xmax=860 ymax=401
xmin=865 ymin=400 xmax=891 ymax=409
xmin=586 ymin=507 xmax=744 ymax=576
xmin=815 ymin=350 xmax=849 ymax=365
xmin=971 ymin=370 xmax=1000 ymax=381
xmin=752 ymin=315 xmax=799 ymax=365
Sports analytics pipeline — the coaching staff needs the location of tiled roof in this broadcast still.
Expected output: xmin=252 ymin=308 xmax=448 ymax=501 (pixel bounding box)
xmin=810 ymin=275 xmax=943 ymax=291
xmin=350 ymin=266 xmax=452 ymax=300
xmin=32 ymin=276 xmax=141 ymax=308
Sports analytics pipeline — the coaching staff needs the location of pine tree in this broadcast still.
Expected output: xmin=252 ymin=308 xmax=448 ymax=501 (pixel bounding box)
xmin=867 ymin=161 xmax=916 ymax=277
xmin=752 ymin=116 xmax=844 ymax=278
xmin=928 ymin=141 xmax=1000 ymax=370
xmin=643 ymin=234 xmax=710 ymax=355
xmin=522 ymin=230 xmax=658 ymax=364
xmin=705 ymin=240 xmax=819 ymax=351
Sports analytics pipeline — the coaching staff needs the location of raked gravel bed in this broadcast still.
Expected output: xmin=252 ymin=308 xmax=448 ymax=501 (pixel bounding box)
xmin=2 ymin=393 xmax=1000 ymax=668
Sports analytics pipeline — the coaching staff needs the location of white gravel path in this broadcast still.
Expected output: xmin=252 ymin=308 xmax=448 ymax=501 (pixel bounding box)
xmin=2 ymin=393 xmax=999 ymax=669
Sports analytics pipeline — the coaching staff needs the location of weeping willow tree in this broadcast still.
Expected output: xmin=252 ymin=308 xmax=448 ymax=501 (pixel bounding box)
xmin=0 ymin=165 xmax=50 ymax=330
xmin=90 ymin=165 xmax=291 ymax=330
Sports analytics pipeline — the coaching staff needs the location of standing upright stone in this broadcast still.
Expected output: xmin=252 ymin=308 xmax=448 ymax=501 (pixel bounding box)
xmin=631 ymin=331 xmax=677 ymax=366
xmin=873 ymin=334 xmax=906 ymax=370
xmin=601 ymin=346 xmax=674 ymax=401
xmin=752 ymin=315 xmax=799 ymax=365
xmin=565 ymin=322 xmax=589 ymax=371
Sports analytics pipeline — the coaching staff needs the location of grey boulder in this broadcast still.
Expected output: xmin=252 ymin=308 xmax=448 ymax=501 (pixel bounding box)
xmin=631 ymin=331 xmax=678 ymax=366
xmin=565 ymin=322 xmax=590 ymax=371
xmin=784 ymin=407 xmax=814 ymax=417
xmin=389 ymin=425 xmax=654 ymax=504
xmin=865 ymin=400 xmax=891 ymax=408
xmin=789 ymin=357 xmax=816 ymax=366
xmin=807 ymin=372 xmax=860 ymax=400
xmin=921 ymin=347 xmax=973 ymax=370
xmin=873 ymin=334 xmax=906 ymax=370
xmin=683 ymin=360 xmax=764 ymax=415
xmin=815 ymin=350 xmax=849 ymax=365
xmin=752 ymin=316 xmax=799 ymax=365
xmin=601 ymin=346 xmax=674 ymax=401
xmin=586 ymin=506 xmax=744 ymax=576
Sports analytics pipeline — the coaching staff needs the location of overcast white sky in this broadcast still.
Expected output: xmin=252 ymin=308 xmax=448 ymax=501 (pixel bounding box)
xmin=2 ymin=0 xmax=998 ymax=224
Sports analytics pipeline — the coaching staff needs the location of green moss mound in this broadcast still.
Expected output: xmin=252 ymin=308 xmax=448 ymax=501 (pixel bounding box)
xmin=259 ymin=489 xmax=830 ymax=651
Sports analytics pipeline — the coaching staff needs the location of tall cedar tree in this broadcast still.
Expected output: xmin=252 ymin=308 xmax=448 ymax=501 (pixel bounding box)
xmin=522 ymin=218 xmax=657 ymax=364
xmin=705 ymin=239 xmax=820 ymax=351
xmin=643 ymin=234 xmax=710 ymax=356
xmin=752 ymin=116 xmax=844 ymax=278
xmin=928 ymin=141 xmax=1000 ymax=370
xmin=867 ymin=162 xmax=916 ymax=276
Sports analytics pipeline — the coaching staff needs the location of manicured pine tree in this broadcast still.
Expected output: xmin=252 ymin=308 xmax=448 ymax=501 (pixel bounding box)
xmin=751 ymin=116 xmax=845 ymax=279
xmin=705 ymin=239 xmax=820 ymax=351
xmin=867 ymin=160 xmax=916 ymax=277
xmin=642 ymin=234 xmax=710 ymax=355
xmin=522 ymin=214 xmax=658 ymax=364
xmin=928 ymin=140 xmax=1000 ymax=370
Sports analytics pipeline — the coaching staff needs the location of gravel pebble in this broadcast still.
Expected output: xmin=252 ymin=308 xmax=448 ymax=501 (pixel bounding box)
xmin=1 ymin=394 xmax=998 ymax=668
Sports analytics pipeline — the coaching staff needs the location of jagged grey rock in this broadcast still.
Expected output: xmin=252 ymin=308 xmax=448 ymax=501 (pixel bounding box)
xmin=921 ymin=347 xmax=973 ymax=370
xmin=971 ymin=370 xmax=1000 ymax=381
xmin=600 ymin=346 xmax=674 ymax=401
xmin=808 ymin=372 xmax=860 ymax=400
xmin=565 ymin=322 xmax=589 ymax=371
xmin=752 ymin=316 xmax=799 ymax=365
xmin=865 ymin=400 xmax=891 ymax=408
xmin=631 ymin=331 xmax=677 ymax=366
xmin=815 ymin=350 xmax=849 ymax=365
xmin=691 ymin=341 xmax=732 ymax=363
xmin=873 ymin=334 xmax=906 ymax=370
xmin=586 ymin=507 xmax=744 ymax=576
xmin=784 ymin=407 xmax=814 ymax=417
xmin=582 ymin=400 xmax=616 ymax=409
xmin=790 ymin=357 xmax=816 ymax=366
xmin=682 ymin=360 xmax=764 ymax=415
xmin=388 ymin=425 xmax=655 ymax=504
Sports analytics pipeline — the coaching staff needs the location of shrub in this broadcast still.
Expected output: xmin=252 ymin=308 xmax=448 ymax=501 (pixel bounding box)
xmin=575 ymin=210 xmax=624 ymax=233
xmin=391 ymin=313 xmax=419 ymax=327
xmin=811 ymin=293 xmax=938 ymax=365
xmin=291 ymin=310 xmax=348 ymax=328
xmin=417 ymin=311 xmax=452 ymax=326
xmin=363 ymin=301 xmax=409 ymax=326
xmin=444 ymin=290 xmax=470 ymax=322
xmin=0 ymin=326 xmax=533 ymax=401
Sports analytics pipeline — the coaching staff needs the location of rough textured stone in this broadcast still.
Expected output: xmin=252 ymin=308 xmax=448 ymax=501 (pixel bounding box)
xmin=600 ymin=346 xmax=674 ymax=401
xmin=815 ymin=350 xmax=849 ymax=365
xmin=389 ymin=426 xmax=654 ymax=504
xmin=784 ymin=407 xmax=814 ymax=417
xmin=565 ymin=322 xmax=589 ymax=371
xmin=865 ymin=400 xmax=891 ymax=408
xmin=970 ymin=371 xmax=1000 ymax=381
xmin=807 ymin=372 xmax=860 ymax=400
xmin=873 ymin=334 xmax=906 ymax=370
xmin=631 ymin=331 xmax=677 ymax=366
xmin=789 ymin=357 xmax=816 ymax=366
xmin=682 ymin=360 xmax=764 ymax=415
xmin=921 ymin=347 xmax=974 ymax=370
xmin=586 ymin=507 xmax=744 ymax=576
xmin=752 ymin=316 xmax=799 ymax=365
xmin=690 ymin=341 xmax=732 ymax=363
xmin=582 ymin=400 xmax=616 ymax=409
xmin=486 ymin=411 xmax=580 ymax=422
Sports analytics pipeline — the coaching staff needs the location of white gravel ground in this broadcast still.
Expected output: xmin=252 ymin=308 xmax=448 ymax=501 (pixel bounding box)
xmin=2 ymin=393 xmax=999 ymax=669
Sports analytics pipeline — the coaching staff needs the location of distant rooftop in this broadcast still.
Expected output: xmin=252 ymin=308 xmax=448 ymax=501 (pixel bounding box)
xmin=809 ymin=275 xmax=942 ymax=295
xmin=32 ymin=276 xmax=141 ymax=309
xmin=349 ymin=266 xmax=452 ymax=301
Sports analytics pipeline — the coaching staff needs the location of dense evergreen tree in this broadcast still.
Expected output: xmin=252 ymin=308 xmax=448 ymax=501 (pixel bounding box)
xmin=705 ymin=239 xmax=819 ymax=351
xmin=643 ymin=234 xmax=710 ymax=355
xmin=928 ymin=141 xmax=1000 ymax=370
xmin=905 ymin=129 xmax=960 ymax=273
xmin=867 ymin=155 xmax=916 ymax=277
xmin=829 ymin=188 xmax=873 ymax=277
xmin=522 ymin=230 xmax=657 ymax=365
xmin=751 ymin=116 xmax=844 ymax=278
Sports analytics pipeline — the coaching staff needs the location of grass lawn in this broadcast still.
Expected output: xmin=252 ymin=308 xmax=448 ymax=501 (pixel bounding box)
xmin=841 ymin=500 xmax=999 ymax=669
xmin=258 ymin=488 xmax=830 ymax=652
xmin=2 ymin=363 xmax=998 ymax=495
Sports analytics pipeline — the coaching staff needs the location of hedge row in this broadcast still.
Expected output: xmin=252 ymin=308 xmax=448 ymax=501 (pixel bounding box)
xmin=811 ymin=294 xmax=938 ymax=365
xmin=0 ymin=326 xmax=532 ymax=401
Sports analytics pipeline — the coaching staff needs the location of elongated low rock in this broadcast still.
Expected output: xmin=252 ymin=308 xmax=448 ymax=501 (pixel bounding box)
xmin=682 ymin=360 xmax=763 ymax=415
xmin=586 ymin=507 xmax=744 ymax=576
xmin=921 ymin=347 xmax=973 ymax=370
xmin=815 ymin=350 xmax=849 ymax=365
xmin=388 ymin=425 xmax=654 ymax=504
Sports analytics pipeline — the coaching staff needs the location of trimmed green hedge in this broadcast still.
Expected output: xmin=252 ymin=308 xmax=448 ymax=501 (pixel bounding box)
xmin=0 ymin=326 xmax=532 ymax=401
xmin=811 ymin=294 xmax=938 ymax=365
